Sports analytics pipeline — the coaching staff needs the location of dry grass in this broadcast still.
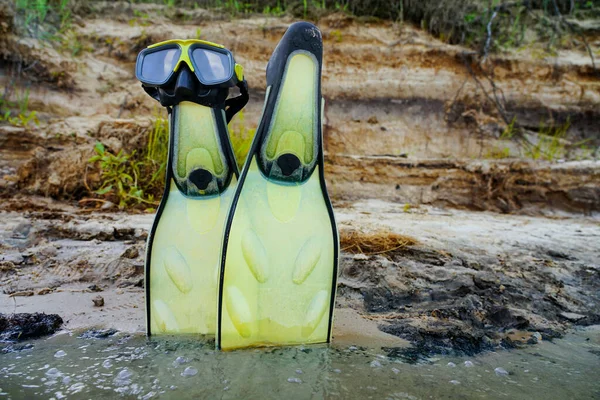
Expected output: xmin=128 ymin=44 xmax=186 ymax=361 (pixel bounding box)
xmin=340 ymin=229 xmax=418 ymax=255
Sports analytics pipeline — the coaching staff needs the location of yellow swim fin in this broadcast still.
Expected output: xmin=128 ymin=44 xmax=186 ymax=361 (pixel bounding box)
xmin=217 ymin=22 xmax=339 ymax=350
xmin=146 ymin=102 xmax=239 ymax=335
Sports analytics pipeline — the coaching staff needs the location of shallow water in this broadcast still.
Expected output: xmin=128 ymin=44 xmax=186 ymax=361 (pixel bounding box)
xmin=1 ymin=327 xmax=599 ymax=400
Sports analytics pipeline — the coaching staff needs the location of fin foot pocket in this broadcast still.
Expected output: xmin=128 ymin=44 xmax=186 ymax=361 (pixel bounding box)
xmin=188 ymin=168 xmax=214 ymax=190
xmin=172 ymin=102 xmax=233 ymax=196
xmin=260 ymin=53 xmax=318 ymax=183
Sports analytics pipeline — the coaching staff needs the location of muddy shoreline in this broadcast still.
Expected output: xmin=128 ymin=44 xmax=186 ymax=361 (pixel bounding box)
xmin=1 ymin=198 xmax=598 ymax=360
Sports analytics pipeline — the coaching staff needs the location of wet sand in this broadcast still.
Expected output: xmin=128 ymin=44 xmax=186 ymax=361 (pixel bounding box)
xmin=1 ymin=198 xmax=598 ymax=357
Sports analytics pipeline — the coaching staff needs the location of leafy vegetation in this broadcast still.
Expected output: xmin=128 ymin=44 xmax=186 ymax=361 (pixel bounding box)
xmin=485 ymin=117 xmax=577 ymax=161
xmin=88 ymin=116 xmax=169 ymax=210
xmin=523 ymin=119 xmax=571 ymax=161
xmin=0 ymin=89 xmax=40 ymax=128
xmin=228 ymin=111 xmax=256 ymax=169
xmin=14 ymin=0 xmax=72 ymax=38
xmin=87 ymin=111 xmax=256 ymax=209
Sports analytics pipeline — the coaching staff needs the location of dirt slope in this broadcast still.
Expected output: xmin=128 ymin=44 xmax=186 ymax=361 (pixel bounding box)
xmin=1 ymin=3 xmax=599 ymax=213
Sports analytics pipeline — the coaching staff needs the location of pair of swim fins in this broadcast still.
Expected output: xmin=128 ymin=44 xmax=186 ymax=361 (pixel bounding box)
xmin=144 ymin=22 xmax=339 ymax=350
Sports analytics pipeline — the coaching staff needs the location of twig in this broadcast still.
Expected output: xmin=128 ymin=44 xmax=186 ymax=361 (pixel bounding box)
xmin=483 ymin=10 xmax=498 ymax=61
xmin=78 ymin=198 xmax=110 ymax=204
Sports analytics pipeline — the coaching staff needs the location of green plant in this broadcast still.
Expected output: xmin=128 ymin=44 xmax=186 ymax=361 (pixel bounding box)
xmin=330 ymin=29 xmax=343 ymax=42
xmin=57 ymin=30 xmax=90 ymax=56
xmin=523 ymin=119 xmax=570 ymax=161
xmin=15 ymin=0 xmax=72 ymax=37
xmin=88 ymin=115 xmax=169 ymax=209
xmin=0 ymin=89 xmax=40 ymax=127
xmin=262 ymin=4 xmax=283 ymax=15
xmin=485 ymin=117 xmax=516 ymax=159
xmin=228 ymin=111 xmax=255 ymax=169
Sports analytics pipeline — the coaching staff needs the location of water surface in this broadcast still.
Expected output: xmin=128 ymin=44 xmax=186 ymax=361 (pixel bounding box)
xmin=1 ymin=327 xmax=599 ymax=399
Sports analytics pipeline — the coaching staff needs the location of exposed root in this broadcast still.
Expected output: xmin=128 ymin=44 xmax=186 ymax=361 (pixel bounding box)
xmin=340 ymin=229 xmax=418 ymax=255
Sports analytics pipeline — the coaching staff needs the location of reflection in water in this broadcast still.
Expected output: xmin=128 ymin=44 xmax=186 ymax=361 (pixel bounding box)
xmin=1 ymin=327 xmax=599 ymax=399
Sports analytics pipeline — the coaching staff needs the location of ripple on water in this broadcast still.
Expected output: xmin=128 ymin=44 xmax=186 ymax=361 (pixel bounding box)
xmin=173 ymin=356 xmax=188 ymax=366
xmin=181 ymin=367 xmax=197 ymax=377
xmin=54 ymin=351 xmax=66 ymax=358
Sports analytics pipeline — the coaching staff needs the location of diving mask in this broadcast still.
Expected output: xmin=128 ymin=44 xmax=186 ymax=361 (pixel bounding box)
xmin=136 ymin=39 xmax=248 ymax=121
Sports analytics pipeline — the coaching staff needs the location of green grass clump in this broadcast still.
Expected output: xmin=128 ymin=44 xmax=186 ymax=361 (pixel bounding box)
xmin=228 ymin=111 xmax=256 ymax=169
xmin=88 ymin=110 xmax=257 ymax=210
xmin=15 ymin=0 xmax=72 ymax=38
xmin=0 ymin=89 xmax=40 ymax=128
xmin=524 ymin=119 xmax=570 ymax=161
xmin=88 ymin=116 xmax=169 ymax=210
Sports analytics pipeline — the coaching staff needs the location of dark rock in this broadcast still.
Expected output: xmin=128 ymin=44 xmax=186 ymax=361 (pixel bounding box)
xmin=117 ymin=277 xmax=144 ymax=288
xmin=121 ymin=246 xmax=139 ymax=259
xmin=547 ymin=250 xmax=575 ymax=260
xmin=0 ymin=313 xmax=63 ymax=342
xmin=87 ymin=284 xmax=103 ymax=292
xmin=92 ymin=295 xmax=104 ymax=307
xmin=487 ymin=307 xmax=530 ymax=330
xmin=381 ymin=320 xmax=494 ymax=363
xmin=78 ymin=328 xmax=117 ymax=339
xmin=1 ymin=343 xmax=34 ymax=353
xmin=362 ymin=287 xmax=420 ymax=312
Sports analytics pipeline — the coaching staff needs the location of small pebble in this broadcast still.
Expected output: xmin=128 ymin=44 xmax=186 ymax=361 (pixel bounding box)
xmin=181 ymin=367 xmax=197 ymax=377
xmin=295 ymin=369 xmax=303 ymax=374
xmin=464 ymin=361 xmax=474 ymax=368
xmin=92 ymin=295 xmax=104 ymax=307
xmin=449 ymin=380 xmax=461 ymax=385
xmin=391 ymin=368 xmax=400 ymax=374
xmin=370 ymin=360 xmax=382 ymax=368
xmin=287 ymin=377 xmax=302 ymax=384
xmin=54 ymin=350 xmax=67 ymax=358
xmin=494 ymin=367 xmax=509 ymax=377
xmin=348 ymin=346 xmax=358 ymax=351
xmin=447 ymin=362 xmax=456 ymax=368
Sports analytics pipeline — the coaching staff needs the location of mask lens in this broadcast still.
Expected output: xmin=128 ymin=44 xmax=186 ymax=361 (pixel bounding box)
xmin=140 ymin=47 xmax=181 ymax=84
xmin=191 ymin=48 xmax=231 ymax=84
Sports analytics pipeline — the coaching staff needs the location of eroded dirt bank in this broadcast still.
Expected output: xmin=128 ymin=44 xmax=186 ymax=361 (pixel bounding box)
xmin=1 ymin=199 xmax=598 ymax=359
xmin=1 ymin=3 xmax=599 ymax=214
xmin=327 ymin=156 xmax=600 ymax=214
